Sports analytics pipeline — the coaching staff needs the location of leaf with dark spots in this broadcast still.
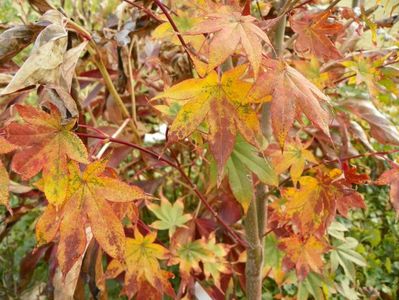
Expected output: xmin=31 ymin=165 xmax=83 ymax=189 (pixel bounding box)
xmin=154 ymin=65 xmax=270 ymax=176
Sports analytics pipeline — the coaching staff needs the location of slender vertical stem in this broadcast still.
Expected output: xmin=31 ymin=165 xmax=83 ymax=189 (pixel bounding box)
xmin=247 ymin=1 xmax=288 ymax=298
xmin=127 ymin=37 xmax=137 ymax=122
xmin=244 ymin=198 xmax=263 ymax=300
xmin=87 ymin=44 xmax=140 ymax=141
xmin=274 ymin=15 xmax=287 ymax=57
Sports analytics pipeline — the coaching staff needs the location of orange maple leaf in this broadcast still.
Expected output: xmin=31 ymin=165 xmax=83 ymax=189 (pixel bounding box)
xmin=6 ymin=104 xmax=88 ymax=206
xmin=290 ymin=9 xmax=343 ymax=61
xmin=186 ymin=4 xmax=272 ymax=76
xmin=105 ymin=229 xmax=175 ymax=300
xmin=154 ymin=65 xmax=270 ymax=176
xmin=251 ymin=59 xmax=330 ymax=148
xmin=35 ymin=160 xmax=146 ymax=276
xmin=279 ymin=234 xmax=329 ymax=280
xmin=0 ymin=137 xmax=17 ymax=213
xmin=281 ymin=168 xmax=365 ymax=235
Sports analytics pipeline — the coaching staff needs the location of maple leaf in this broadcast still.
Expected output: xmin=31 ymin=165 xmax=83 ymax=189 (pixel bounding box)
xmin=279 ymin=234 xmax=329 ymax=280
xmin=186 ymin=4 xmax=272 ymax=76
xmin=226 ymin=135 xmax=278 ymax=212
xmin=0 ymin=137 xmax=17 ymax=213
xmin=169 ymin=236 xmax=230 ymax=286
xmin=154 ymin=65 xmax=270 ymax=176
xmin=375 ymin=166 xmax=399 ymax=214
xmin=341 ymin=55 xmax=384 ymax=97
xmin=105 ymin=229 xmax=175 ymax=300
xmin=36 ymin=160 xmax=146 ymax=275
xmin=251 ymin=59 xmax=330 ymax=148
xmin=6 ymin=104 xmax=88 ymax=206
xmin=281 ymin=168 xmax=365 ymax=235
xmin=148 ymin=196 xmax=192 ymax=237
xmin=270 ymin=140 xmax=317 ymax=184
xmin=290 ymin=9 xmax=343 ymax=61
xmin=293 ymin=56 xmax=332 ymax=89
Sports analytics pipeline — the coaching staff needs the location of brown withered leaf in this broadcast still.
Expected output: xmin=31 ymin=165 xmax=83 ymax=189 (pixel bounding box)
xmin=1 ymin=10 xmax=87 ymax=113
xmin=1 ymin=11 xmax=67 ymax=96
xmin=342 ymin=99 xmax=399 ymax=145
xmin=28 ymin=0 xmax=55 ymax=14
xmin=0 ymin=25 xmax=43 ymax=63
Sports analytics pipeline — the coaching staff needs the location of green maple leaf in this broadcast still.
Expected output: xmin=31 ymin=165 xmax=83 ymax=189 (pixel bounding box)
xmin=148 ymin=196 xmax=192 ymax=237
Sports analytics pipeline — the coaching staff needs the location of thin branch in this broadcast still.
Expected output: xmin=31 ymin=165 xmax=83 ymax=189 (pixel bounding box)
xmin=76 ymin=131 xmax=247 ymax=247
xmin=94 ymin=118 xmax=130 ymax=159
xmin=123 ymin=0 xmax=163 ymax=22
xmin=152 ymin=0 xmax=192 ymax=57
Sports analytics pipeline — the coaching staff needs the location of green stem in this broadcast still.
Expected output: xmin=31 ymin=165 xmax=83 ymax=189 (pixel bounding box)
xmin=87 ymin=45 xmax=139 ymax=141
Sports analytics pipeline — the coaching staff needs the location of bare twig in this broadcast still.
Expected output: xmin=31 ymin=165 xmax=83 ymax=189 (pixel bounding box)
xmin=123 ymin=0 xmax=163 ymax=22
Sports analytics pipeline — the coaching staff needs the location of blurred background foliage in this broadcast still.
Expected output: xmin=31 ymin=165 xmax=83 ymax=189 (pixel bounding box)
xmin=1 ymin=0 xmax=399 ymax=299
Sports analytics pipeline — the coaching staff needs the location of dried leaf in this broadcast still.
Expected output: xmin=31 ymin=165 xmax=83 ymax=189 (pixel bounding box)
xmin=1 ymin=11 xmax=68 ymax=96
xmin=343 ymin=99 xmax=399 ymax=145
xmin=0 ymin=25 xmax=43 ymax=63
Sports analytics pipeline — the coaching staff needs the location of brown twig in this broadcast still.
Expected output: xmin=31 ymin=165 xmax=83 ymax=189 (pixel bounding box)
xmin=76 ymin=131 xmax=247 ymax=247
xmin=123 ymin=0 xmax=163 ymax=22
xmin=152 ymin=0 xmax=192 ymax=57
